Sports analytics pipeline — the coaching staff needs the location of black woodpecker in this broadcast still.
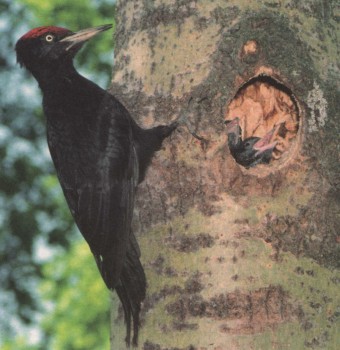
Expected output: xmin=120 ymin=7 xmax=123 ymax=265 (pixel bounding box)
xmin=16 ymin=24 xmax=178 ymax=347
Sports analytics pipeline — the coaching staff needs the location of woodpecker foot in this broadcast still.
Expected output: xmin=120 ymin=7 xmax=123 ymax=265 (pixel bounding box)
xmin=188 ymin=128 xmax=209 ymax=150
xmin=176 ymin=112 xmax=209 ymax=149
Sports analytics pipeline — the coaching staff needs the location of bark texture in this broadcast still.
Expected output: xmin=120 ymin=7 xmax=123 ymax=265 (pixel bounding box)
xmin=110 ymin=1 xmax=339 ymax=349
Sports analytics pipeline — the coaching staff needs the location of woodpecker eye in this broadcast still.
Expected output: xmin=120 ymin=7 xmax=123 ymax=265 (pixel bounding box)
xmin=45 ymin=34 xmax=54 ymax=42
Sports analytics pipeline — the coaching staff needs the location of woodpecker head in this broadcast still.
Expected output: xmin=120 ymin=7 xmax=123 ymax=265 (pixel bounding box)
xmin=15 ymin=24 xmax=112 ymax=75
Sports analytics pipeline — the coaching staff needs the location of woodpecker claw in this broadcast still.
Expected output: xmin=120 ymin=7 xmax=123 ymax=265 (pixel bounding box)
xmin=176 ymin=113 xmax=208 ymax=146
xmin=176 ymin=98 xmax=209 ymax=146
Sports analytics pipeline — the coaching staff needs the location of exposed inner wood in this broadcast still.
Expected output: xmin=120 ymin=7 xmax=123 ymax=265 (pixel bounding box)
xmin=242 ymin=40 xmax=258 ymax=55
xmin=225 ymin=78 xmax=299 ymax=162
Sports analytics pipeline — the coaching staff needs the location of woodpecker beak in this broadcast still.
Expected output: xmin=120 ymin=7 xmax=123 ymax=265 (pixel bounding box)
xmin=60 ymin=24 xmax=112 ymax=51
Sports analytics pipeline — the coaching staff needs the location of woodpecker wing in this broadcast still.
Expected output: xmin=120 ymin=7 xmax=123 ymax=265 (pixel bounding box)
xmin=80 ymin=107 xmax=138 ymax=290
xmin=47 ymin=92 xmax=139 ymax=289
xmin=46 ymin=88 xmax=146 ymax=345
xmin=77 ymin=153 xmax=137 ymax=289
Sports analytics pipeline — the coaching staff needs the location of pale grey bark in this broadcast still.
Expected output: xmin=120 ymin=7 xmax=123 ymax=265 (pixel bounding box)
xmin=110 ymin=1 xmax=339 ymax=349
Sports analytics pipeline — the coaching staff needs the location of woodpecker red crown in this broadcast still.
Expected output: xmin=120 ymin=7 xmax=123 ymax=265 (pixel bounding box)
xmin=19 ymin=26 xmax=72 ymax=41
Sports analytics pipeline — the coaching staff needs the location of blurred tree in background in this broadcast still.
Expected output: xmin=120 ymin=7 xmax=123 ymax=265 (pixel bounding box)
xmin=0 ymin=0 xmax=114 ymax=348
xmin=39 ymin=241 xmax=110 ymax=350
xmin=2 ymin=240 xmax=110 ymax=350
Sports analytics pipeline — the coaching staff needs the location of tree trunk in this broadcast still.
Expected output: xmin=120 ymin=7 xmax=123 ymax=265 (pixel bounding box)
xmin=110 ymin=1 xmax=339 ymax=349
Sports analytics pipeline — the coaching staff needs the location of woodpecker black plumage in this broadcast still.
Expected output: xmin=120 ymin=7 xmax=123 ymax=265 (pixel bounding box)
xmin=15 ymin=24 xmax=177 ymax=347
xmin=225 ymin=118 xmax=277 ymax=168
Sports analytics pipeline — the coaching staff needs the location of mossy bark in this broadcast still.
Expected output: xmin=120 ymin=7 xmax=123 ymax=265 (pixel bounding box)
xmin=110 ymin=1 xmax=339 ymax=349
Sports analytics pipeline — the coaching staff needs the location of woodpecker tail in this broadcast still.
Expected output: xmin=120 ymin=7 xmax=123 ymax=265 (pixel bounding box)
xmin=115 ymin=237 xmax=146 ymax=348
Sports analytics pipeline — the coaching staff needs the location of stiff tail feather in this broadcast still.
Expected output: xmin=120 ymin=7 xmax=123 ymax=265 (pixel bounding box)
xmin=115 ymin=242 xmax=146 ymax=347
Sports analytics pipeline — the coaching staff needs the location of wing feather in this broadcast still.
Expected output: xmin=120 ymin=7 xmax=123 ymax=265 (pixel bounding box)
xmin=49 ymin=96 xmax=138 ymax=290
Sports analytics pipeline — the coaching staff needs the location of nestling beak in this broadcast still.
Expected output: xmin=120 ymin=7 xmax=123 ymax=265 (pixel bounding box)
xmin=60 ymin=24 xmax=112 ymax=51
xmin=225 ymin=117 xmax=241 ymax=145
xmin=253 ymin=127 xmax=278 ymax=156
xmin=225 ymin=117 xmax=240 ymax=134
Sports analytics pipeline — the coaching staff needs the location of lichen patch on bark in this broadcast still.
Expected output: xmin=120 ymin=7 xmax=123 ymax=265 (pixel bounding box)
xmin=166 ymin=285 xmax=300 ymax=334
xmin=134 ymin=205 xmax=340 ymax=349
xmin=113 ymin=3 xmax=221 ymax=97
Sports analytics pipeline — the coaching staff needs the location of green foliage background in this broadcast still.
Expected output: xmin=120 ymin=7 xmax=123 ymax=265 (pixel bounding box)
xmin=0 ymin=0 xmax=115 ymax=348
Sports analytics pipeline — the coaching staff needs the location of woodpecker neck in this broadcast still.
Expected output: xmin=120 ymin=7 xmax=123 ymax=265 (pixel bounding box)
xmin=30 ymin=60 xmax=78 ymax=91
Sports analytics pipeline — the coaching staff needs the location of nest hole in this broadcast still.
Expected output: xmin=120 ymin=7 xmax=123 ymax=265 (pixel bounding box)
xmin=225 ymin=74 xmax=300 ymax=168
